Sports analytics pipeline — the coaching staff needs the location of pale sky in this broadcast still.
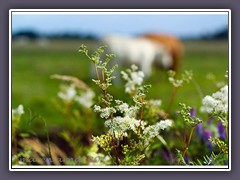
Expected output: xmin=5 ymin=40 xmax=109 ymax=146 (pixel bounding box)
xmin=12 ymin=13 xmax=228 ymax=38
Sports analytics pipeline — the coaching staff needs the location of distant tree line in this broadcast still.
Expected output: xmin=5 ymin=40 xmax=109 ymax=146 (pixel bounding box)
xmin=200 ymin=27 xmax=228 ymax=40
xmin=12 ymin=30 xmax=97 ymax=40
xmin=12 ymin=27 xmax=228 ymax=41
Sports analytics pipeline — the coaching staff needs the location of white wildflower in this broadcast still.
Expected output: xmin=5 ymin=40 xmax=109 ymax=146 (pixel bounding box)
xmin=225 ymin=70 xmax=228 ymax=79
xmin=121 ymin=71 xmax=129 ymax=81
xmin=125 ymin=106 xmax=139 ymax=118
xmin=158 ymin=119 xmax=173 ymax=129
xmin=88 ymin=144 xmax=111 ymax=165
xmin=12 ymin=104 xmax=24 ymax=117
xmin=206 ymin=73 xmax=215 ymax=81
xmin=121 ymin=65 xmax=145 ymax=94
xmin=168 ymin=77 xmax=183 ymax=87
xmin=149 ymin=99 xmax=162 ymax=107
xmin=105 ymin=116 xmax=146 ymax=139
xmin=75 ymin=89 xmax=95 ymax=108
xmin=93 ymin=105 xmax=101 ymax=112
xmin=118 ymin=103 xmax=129 ymax=113
xmin=93 ymin=105 xmax=116 ymax=119
xmin=131 ymin=64 xmax=138 ymax=71
xmin=100 ymin=107 xmax=116 ymax=119
xmin=201 ymin=85 xmax=228 ymax=114
xmin=131 ymin=71 xmax=144 ymax=85
xmin=216 ymin=81 xmax=225 ymax=88
xmin=143 ymin=119 xmax=172 ymax=139
xmin=58 ymin=85 xmax=76 ymax=102
xmin=115 ymin=100 xmax=138 ymax=117
xmin=88 ymin=152 xmax=111 ymax=166
xmin=115 ymin=100 xmax=123 ymax=104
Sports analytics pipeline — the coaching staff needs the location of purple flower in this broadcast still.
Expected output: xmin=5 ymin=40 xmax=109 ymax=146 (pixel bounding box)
xmin=190 ymin=107 xmax=196 ymax=118
xmin=196 ymin=123 xmax=204 ymax=141
xmin=184 ymin=155 xmax=189 ymax=164
xmin=217 ymin=121 xmax=226 ymax=140
xmin=45 ymin=157 xmax=52 ymax=165
xmin=207 ymin=119 xmax=213 ymax=126
xmin=204 ymin=130 xmax=213 ymax=151
xmin=162 ymin=149 xmax=170 ymax=161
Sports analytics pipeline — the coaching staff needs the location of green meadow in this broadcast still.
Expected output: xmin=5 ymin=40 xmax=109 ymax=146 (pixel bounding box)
xmin=12 ymin=39 xmax=229 ymax=133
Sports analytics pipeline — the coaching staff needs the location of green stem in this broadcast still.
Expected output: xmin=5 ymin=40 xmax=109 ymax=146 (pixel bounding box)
xmin=41 ymin=117 xmax=52 ymax=164
xmin=191 ymin=78 xmax=204 ymax=100
xmin=138 ymin=98 xmax=144 ymax=133
xmin=94 ymin=63 xmax=100 ymax=82
xmin=166 ymin=86 xmax=178 ymax=114
xmin=182 ymin=125 xmax=196 ymax=158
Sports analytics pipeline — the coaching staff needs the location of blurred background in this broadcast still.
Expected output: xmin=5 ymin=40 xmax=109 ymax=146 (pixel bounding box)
xmin=11 ymin=12 xmax=229 ymax=133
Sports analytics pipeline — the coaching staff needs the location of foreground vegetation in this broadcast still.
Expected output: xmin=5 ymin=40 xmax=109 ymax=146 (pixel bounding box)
xmin=11 ymin=39 xmax=229 ymax=166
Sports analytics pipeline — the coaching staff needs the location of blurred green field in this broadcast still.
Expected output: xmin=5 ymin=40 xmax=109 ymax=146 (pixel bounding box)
xmin=12 ymin=39 xmax=228 ymax=133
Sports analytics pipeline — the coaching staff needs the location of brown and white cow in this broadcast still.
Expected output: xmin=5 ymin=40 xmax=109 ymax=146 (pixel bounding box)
xmin=98 ymin=34 xmax=173 ymax=77
xmin=142 ymin=33 xmax=184 ymax=73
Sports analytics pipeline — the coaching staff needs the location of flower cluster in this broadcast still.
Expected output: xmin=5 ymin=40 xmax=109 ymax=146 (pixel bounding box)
xmin=200 ymin=85 xmax=228 ymax=114
xmin=143 ymin=120 xmax=172 ymax=139
xmin=12 ymin=104 xmax=25 ymax=119
xmin=115 ymin=100 xmax=139 ymax=118
xmin=148 ymin=99 xmax=162 ymax=108
xmin=58 ymin=83 xmax=96 ymax=109
xmin=75 ymin=89 xmax=95 ymax=108
xmin=12 ymin=104 xmax=25 ymax=147
xmin=121 ymin=64 xmax=145 ymax=94
xmin=168 ymin=70 xmax=193 ymax=88
xmin=58 ymin=84 xmax=77 ymax=103
xmin=178 ymin=103 xmax=202 ymax=127
xmin=105 ymin=116 xmax=145 ymax=139
xmin=88 ymin=144 xmax=111 ymax=165
xmin=209 ymin=137 xmax=228 ymax=154
xmin=206 ymin=73 xmax=226 ymax=88
xmin=93 ymin=105 xmax=116 ymax=119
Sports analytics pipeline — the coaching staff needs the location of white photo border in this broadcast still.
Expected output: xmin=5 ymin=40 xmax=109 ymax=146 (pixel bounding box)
xmin=9 ymin=9 xmax=231 ymax=171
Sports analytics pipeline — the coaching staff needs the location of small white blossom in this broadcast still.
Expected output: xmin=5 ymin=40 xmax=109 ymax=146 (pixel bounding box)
xmin=58 ymin=85 xmax=76 ymax=102
xmin=143 ymin=119 xmax=172 ymax=139
xmin=158 ymin=119 xmax=173 ymax=129
xmin=216 ymin=81 xmax=225 ymax=88
xmin=115 ymin=100 xmax=139 ymax=118
xmin=118 ymin=103 xmax=129 ymax=113
xmin=100 ymin=107 xmax=116 ymax=119
xmin=168 ymin=77 xmax=183 ymax=87
xmin=75 ymin=89 xmax=95 ymax=108
xmin=201 ymin=85 xmax=228 ymax=114
xmin=131 ymin=64 xmax=138 ymax=71
xmin=125 ymin=106 xmax=139 ymax=118
xmin=225 ymin=70 xmax=228 ymax=79
xmin=121 ymin=71 xmax=129 ymax=80
xmin=88 ymin=144 xmax=111 ymax=165
xmin=105 ymin=116 xmax=146 ymax=139
xmin=12 ymin=104 xmax=24 ymax=117
xmin=121 ymin=65 xmax=145 ymax=94
xmin=93 ymin=105 xmax=116 ymax=119
xmin=115 ymin=100 xmax=123 ymax=104
xmin=131 ymin=71 xmax=144 ymax=85
xmin=93 ymin=105 xmax=101 ymax=112
xmin=149 ymin=100 xmax=162 ymax=107
xmin=206 ymin=73 xmax=215 ymax=81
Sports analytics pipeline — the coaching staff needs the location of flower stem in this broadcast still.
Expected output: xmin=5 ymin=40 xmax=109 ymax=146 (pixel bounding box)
xmin=94 ymin=63 xmax=100 ymax=81
xmin=166 ymin=86 xmax=178 ymax=114
xmin=138 ymin=98 xmax=144 ymax=132
xmin=182 ymin=125 xmax=196 ymax=158
xmin=225 ymin=127 xmax=228 ymax=141
xmin=101 ymin=70 xmax=105 ymax=82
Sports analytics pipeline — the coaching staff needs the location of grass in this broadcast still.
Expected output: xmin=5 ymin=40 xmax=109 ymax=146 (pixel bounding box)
xmin=11 ymin=39 xmax=229 ymax=134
